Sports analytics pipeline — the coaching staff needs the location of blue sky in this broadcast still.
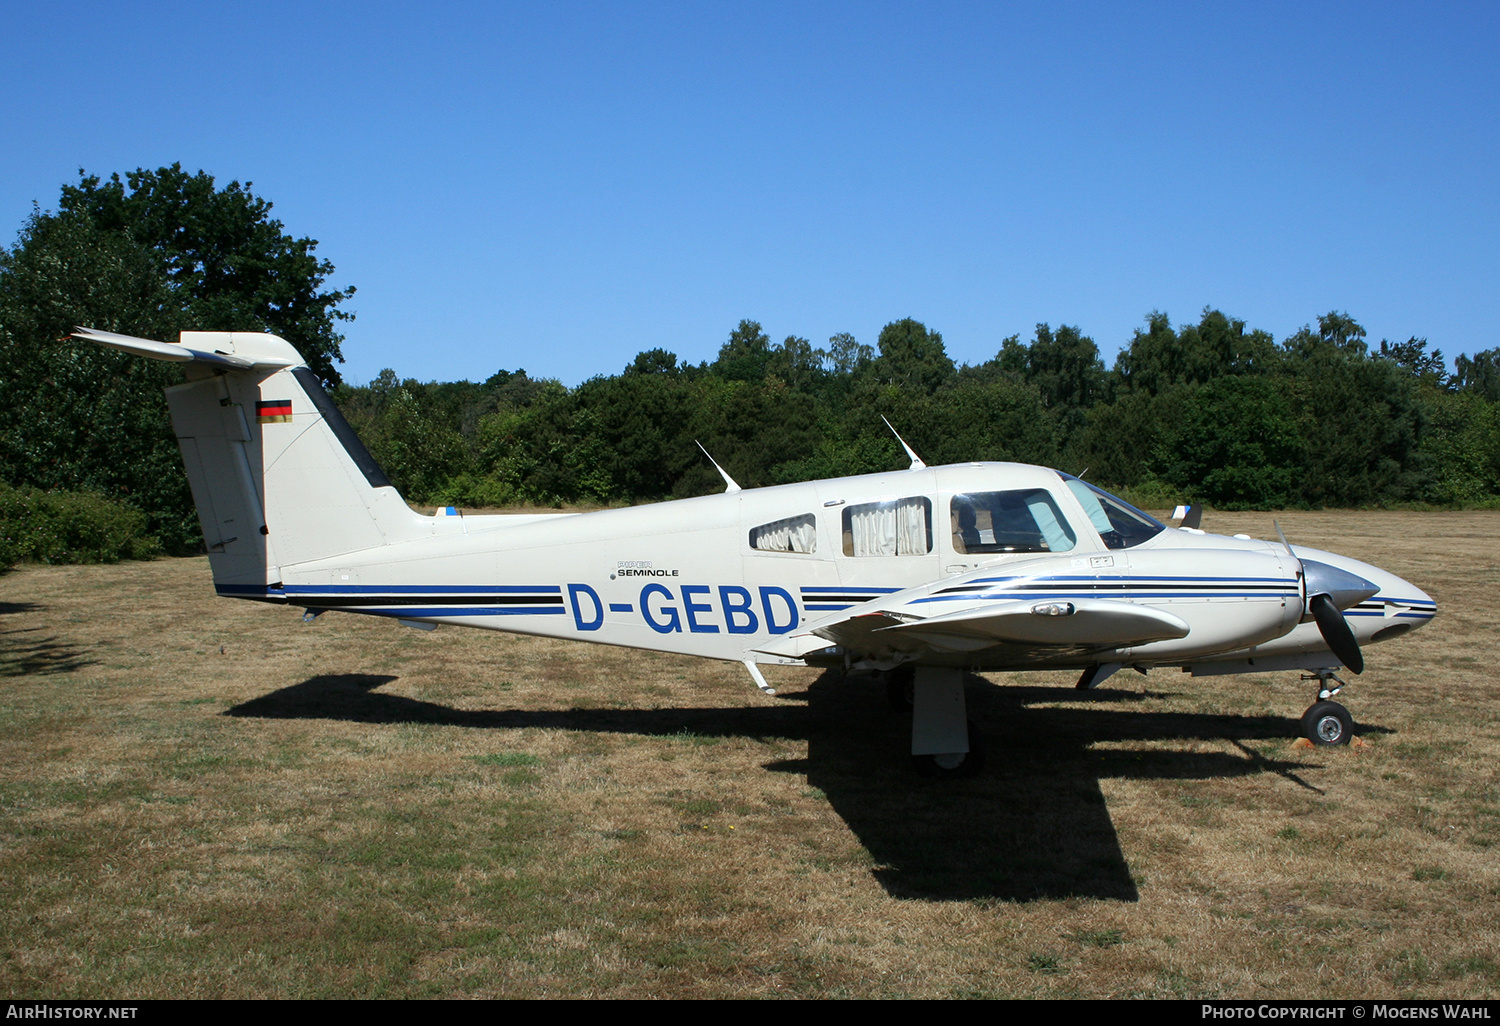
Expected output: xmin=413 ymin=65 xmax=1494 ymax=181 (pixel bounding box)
xmin=3 ymin=1 xmax=1495 ymax=386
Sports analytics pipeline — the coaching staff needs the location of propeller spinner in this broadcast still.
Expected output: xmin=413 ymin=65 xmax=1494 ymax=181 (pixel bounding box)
xmin=1276 ymin=522 xmax=1380 ymax=674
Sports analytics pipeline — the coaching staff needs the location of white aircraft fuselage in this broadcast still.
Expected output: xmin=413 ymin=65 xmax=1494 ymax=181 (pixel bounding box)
xmin=244 ymin=463 xmax=1432 ymax=680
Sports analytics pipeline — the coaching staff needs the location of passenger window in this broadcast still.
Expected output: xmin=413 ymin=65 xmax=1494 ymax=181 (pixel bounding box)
xmin=950 ymin=490 xmax=1077 ymax=554
xmin=842 ymin=497 xmax=933 ymax=556
xmin=749 ymin=514 xmax=817 ymax=553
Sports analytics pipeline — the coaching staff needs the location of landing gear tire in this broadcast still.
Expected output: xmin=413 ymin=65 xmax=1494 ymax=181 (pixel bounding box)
xmin=912 ymin=721 xmax=985 ymax=779
xmin=1301 ymin=700 xmax=1353 ymax=747
xmin=885 ymin=665 xmax=915 ymax=712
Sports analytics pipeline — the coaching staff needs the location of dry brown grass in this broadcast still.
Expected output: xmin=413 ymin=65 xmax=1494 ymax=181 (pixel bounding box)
xmin=1 ymin=510 xmax=1497 ymax=998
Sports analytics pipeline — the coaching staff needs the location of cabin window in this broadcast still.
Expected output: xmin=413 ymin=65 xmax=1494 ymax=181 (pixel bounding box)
xmin=749 ymin=514 xmax=818 ymax=554
xmin=842 ymin=497 xmax=933 ymax=556
xmin=950 ymin=490 xmax=1077 ymax=554
xmin=1062 ymin=477 xmax=1165 ymax=550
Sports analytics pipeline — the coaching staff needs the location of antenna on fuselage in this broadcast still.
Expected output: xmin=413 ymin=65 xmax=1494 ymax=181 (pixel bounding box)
xmin=696 ymin=440 xmax=741 ymax=493
xmin=881 ymin=416 xmax=926 ymax=470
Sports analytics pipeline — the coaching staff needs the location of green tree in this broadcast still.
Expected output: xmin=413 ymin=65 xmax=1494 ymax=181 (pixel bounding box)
xmin=1455 ymin=349 xmax=1500 ymax=401
xmin=1023 ymin=323 xmax=1105 ymax=413
xmin=766 ymin=335 xmax=823 ymax=392
xmin=682 ymin=376 xmax=820 ymax=493
xmin=1114 ymin=309 xmax=1279 ymax=395
xmin=1070 ymin=387 xmax=1186 ymax=491
xmin=1112 ymin=312 xmax=1182 ymax=395
xmin=59 ymin=164 xmax=355 ymax=385
xmin=1281 ymin=330 xmax=1426 ymax=506
xmin=1379 ymin=337 xmax=1447 ymax=389
xmin=871 ymin=318 xmax=954 ymax=393
xmin=821 ymin=332 xmax=873 ymax=378
xmin=572 ymin=370 xmax=697 ymax=498
xmin=625 ymin=348 xmax=680 ymax=376
xmin=1284 ymin=311 xmax=1368 ymax=361
xmin=1415 ymin=390 xmax=1500 ymax=504
xmin=467 ymin=380 xmax=586 ymax=505
xmin=0 ymin=208 xmax=199 ymax=549
xmin=712 ymin=319 xmax=773 ymax=382
xmin=1153 ymin=377 xmax=1302 ymax=508
xmin=901 ymin=378 xmax=1058 ymax=468
xmin=340 ymin=372 xmax=471 ymax=503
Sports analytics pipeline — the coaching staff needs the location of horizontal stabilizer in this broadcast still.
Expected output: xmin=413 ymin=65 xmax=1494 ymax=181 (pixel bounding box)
xmin=70 ymin=327 xmax=298 ymax=370
xmin=878 ymin=598 xmax=1191 ymax=648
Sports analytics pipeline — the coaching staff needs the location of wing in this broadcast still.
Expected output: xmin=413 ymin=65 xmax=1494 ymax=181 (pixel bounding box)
xmin=755 ymin=582 xmax=1189 ymax=661
xmin=872 ymin=598 xmax=1189 ymax=651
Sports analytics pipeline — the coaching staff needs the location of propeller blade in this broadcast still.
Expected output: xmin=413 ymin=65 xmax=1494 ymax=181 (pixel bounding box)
xmin=1310 ymin=592 xmax=1364 ymax=674
xmin=1273 ymin=520 xmax=1374 ymax=673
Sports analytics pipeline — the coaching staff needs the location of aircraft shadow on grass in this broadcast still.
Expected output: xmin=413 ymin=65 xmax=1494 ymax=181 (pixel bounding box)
xmin=0 ymin=601 xmax=96 ymax=678
xmin=227 ymin=668 xmax=1335 ymax=903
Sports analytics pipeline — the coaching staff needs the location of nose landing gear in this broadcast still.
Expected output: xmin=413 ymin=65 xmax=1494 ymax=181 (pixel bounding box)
xmin=1300 ymin=671 xmax=1354 ymax=746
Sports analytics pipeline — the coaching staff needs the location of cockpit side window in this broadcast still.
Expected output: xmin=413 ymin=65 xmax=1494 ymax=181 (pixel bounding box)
xmin=841 ymin=497 xmax=932 ymax=556
xmin=1062 ymin=477 xmax=1166 ymax=549
xmin=950 ymin=490 xmax=1077 ymax=554
xmin=749 ymin=514 xmax=817 ymax=554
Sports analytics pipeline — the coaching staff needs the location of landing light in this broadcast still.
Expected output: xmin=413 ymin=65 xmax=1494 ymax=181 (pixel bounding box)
xmin=1031 ymin=602 xmax=1075 ymax=617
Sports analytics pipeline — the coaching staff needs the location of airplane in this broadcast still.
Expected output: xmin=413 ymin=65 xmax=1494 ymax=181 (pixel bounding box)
xmin=71 ymin=326 xmax=1438 ymax=777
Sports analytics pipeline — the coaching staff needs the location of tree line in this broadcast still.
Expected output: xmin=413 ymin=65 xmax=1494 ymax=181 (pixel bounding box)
xmin=3 ymin=167 xmax=1499 ymax=561
xmin=341 ymin=311 xmax=1500 ymax=515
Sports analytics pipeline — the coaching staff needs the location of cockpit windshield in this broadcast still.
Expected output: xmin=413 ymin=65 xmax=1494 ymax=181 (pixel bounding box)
xmin=1061 ymin=476 xmax=1166 ymax=550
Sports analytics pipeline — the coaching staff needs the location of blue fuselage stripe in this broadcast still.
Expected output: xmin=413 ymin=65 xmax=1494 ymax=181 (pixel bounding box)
xmin=913 ymin=590 xmax=1298 ymax=604
xmin=284 ymin=584 xmax=561 ymax=595
xmin=362 ymin=607 xmax=567 ymax=617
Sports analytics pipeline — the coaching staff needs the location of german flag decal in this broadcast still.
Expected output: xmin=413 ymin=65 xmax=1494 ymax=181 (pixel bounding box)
xmin=257 ymin=399 xmax=293 ymax=424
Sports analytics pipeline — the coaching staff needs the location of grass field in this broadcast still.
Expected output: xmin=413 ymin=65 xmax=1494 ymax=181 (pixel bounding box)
xmin=2 ymin=510 xmax=1497 ymax=999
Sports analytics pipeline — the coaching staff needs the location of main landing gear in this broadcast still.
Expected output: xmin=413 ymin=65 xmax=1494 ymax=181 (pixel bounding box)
xmin=884 ymin=665 xmax=915 ymax=712
xmin=878 ymin=665 xmax=985 ymax=778
xmin=1300 ymin=671 xmax=1354 ymax=746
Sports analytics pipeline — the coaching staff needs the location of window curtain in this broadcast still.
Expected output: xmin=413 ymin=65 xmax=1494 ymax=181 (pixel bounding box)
xmin=848 ymin=498 xmax=929 ymax=556
xmin=751 ymin=515 xmax=817 ymax=553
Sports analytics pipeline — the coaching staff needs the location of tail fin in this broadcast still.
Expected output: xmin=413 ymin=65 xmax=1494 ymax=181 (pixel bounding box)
xmin=73 ymin=328 xmax=424 ymax=595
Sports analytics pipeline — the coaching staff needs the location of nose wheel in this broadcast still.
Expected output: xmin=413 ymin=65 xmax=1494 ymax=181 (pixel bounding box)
xmin=1301 ymin=700 xmax=1353 ymax=746
xmin=1300 ymin=671 xmax=1354 ymax=746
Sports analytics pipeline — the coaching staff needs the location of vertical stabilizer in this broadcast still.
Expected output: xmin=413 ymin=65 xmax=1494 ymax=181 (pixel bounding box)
xmin=73 ymin=328 xmax=426 ymax=595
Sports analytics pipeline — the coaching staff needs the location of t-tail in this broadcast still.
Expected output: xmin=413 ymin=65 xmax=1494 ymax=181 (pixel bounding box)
xmin=71 ymin=327 xmax=425 ymax=599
